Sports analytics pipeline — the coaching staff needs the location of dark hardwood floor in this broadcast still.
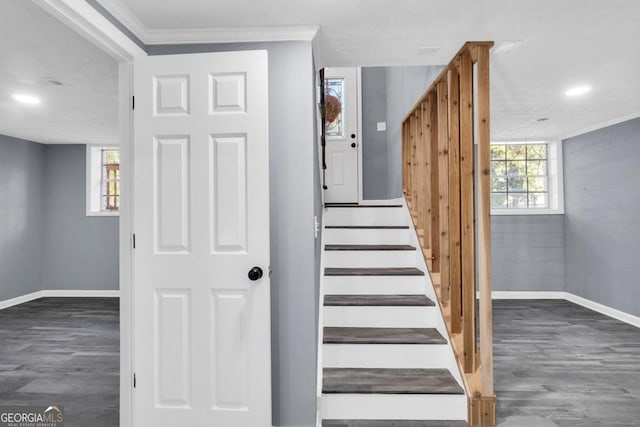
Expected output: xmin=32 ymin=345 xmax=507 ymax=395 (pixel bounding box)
xmin=1 ymin=299 xmax=639 ymax=427
xmin=0 ymin=298 xmax=118 ymax=427
xmin=324 ymin=300 xmax=640 ymax=427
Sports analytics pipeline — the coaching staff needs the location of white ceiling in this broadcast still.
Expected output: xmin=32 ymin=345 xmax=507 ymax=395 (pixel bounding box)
xmin=0 ymin=0 xmax=118 ymax=145
xmin=1 ymin=0 xmax=639 ymax=144
xmin=108 ymin=0 xmax=640 ymax=140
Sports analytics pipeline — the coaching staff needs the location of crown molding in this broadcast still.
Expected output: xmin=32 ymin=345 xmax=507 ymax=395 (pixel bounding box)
xmin=144 ymin=25 xmax=320 ymax=45
xmin=96 ymin=0 xmax=319 ymax=45
xmin=561 ymin=110 xmax=640 ymax=140
xmin=95 ymin=0 xmax=149 ymax=41
xmin=35 ymin=0 xmax=146 ymax=62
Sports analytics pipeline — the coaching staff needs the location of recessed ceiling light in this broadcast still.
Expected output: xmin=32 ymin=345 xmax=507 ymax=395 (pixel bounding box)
xmin=565 ymin=85 xmax=591 ymax=97
xmin=12 ymin=93 xmax=41 ymax=105
xmin=536 ymin=117 xmax=549 ymax=122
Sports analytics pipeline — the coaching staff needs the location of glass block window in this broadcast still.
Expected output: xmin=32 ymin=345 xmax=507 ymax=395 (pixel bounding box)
xmin=325 ymin=78 xmax=345 ymax=139
xmin=101 ymin=149 xmax=120 ymax=211
xmin=490 ymin=143 xmax=548 ymax=209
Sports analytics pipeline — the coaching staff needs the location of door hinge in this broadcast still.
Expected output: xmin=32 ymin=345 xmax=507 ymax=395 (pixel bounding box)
xmin=132 ymin=95 xmax=135 ymax=110
xmin=133 ymin=373 xmax=136 ymax=388
xmin=133 ymin=234 xmax=136 ymax=249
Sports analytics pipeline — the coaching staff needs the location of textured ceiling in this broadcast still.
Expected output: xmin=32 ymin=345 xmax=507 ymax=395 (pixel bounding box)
xmin=112 ymin=0 xmax=640 ymax=140
xmin=0 ymin=0 xmax=118 ymax=145
xmin=1 ymin=0 xmax=639 ymax=145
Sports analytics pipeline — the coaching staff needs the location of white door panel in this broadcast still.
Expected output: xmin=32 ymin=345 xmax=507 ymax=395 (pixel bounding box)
xmin=134 ymin=50 xmax=270 ymax=427
xmin=325 ymin=67 xmax=359 ymax=203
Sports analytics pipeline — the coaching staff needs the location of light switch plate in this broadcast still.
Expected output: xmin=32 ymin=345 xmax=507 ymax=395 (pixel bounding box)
xmin=377 ymin=122 xmax=387 ymax=131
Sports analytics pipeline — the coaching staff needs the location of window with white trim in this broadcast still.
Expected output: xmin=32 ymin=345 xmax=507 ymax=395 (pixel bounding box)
xmin=86 ymin=146 xmax=120 ymax=216
xmin=490 ymin=141 xmax=564 ymax=214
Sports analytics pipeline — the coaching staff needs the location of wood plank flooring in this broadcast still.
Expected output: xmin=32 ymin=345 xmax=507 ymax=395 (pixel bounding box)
xmin=0 ymin=298 xmax=118 ymax=427
xmin=324 ymin=300 xmax=640 ymax=427
xmin=2 ymin=298 xmax=639 ymax=427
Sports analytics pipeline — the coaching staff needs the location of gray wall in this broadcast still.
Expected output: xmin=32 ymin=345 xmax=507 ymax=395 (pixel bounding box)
xmin=359 ymin=65 xmax=443 ymax=200
xmin=0 ymin=138 xmax=118 ymax=300
xmin=42 ymin=145 xmax=119 ymax=290
xmin=361 ymin=67 xmax=388 ymax=200
xmin=0 ymin=135 xmax=46 ymax=300
xmin=564 ymin=117 xmax=640 ymax=316
xmin=149 ymin=41 xmax=318 ymax=427
xmin=385 ymin=65 xmax=444 ymax=197
xmin=491 ymin=215 xmax=565 ymax=291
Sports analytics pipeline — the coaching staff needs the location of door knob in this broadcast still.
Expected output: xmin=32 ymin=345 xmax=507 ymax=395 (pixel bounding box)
xmin=351 ymin=142 xmax=356 ymax=148
xmin=248 ymin=266 xmax=263 ymax=281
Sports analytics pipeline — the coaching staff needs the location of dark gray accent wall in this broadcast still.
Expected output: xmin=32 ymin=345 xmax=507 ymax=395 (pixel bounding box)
xmin=0 ymin=135 xmax=46 ymax=300
xmin=150 ymin=41 xmax=318 ymax=427
xmin=42 ymin=145 xmax=119 ymax=290
xmin=563 ymin=117 xmax=640 ymax=316
xmin=491 ymin=215 xmax=565 ymax=291
xmin=385 ymin=65 xmax=444 ymax=198
xmin=361 ymin=67 xmax=388 ymax=200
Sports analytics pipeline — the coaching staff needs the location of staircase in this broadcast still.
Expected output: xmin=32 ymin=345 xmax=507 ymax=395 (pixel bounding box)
xmin=317 ymin=202 xmax=467 ymax=424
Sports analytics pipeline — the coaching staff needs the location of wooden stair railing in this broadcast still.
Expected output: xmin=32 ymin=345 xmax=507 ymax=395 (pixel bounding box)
xmin=401 ymin=41 xmax=496 ymax=426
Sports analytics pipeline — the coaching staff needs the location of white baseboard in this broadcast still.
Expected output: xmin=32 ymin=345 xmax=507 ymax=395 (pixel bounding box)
xmin=492 ymin=291 xmax=640 ymax=328
xmin=41 ymin=290 xmax=120 ymax=298
xmin=0 ymin=291 xmax=44 ymax=310
xmin=0 ymin=289 xmax=120 ymax=310
xmin=564 ymin=292 xmax=640 ymax=329
xmin=491 ymin=291 xmax=566 ymax=300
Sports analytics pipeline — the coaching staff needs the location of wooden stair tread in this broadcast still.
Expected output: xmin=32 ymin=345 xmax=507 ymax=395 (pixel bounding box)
xmin=322 ymin=368 xmax=464 ymax=395
xmin=322 ymin=421 xmax=468 ymax=427
xmin=324 ymin=294 xmax=434 ymax=307
xmin=323 ymin=327 xmax=446 ymax=344
xmin=325 ymin=225 xmax=409 ymax=229
xmin=325 ymin=267 xmax=424 ymax=276
xmin=325 ymin=204 xmax=403 ymax=208
xmin=325 ymin=244 xmax=416 ymax=251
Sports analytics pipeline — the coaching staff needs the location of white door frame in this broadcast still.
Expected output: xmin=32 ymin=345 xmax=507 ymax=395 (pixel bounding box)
xmin=356 ymin=67 xmax=364 ymax=204
xmin=33 ymin=2 xmax=145 ymax=427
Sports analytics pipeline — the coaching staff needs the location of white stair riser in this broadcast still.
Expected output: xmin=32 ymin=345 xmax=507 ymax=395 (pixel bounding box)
xmin=324 ymin=229 xmax=412 ymax=245
xmin=324 ymin=306 xmax=436 ymax=328
xmin=323 ymin=344 xmax=450 ymax=369
xmin=325 ymin=208 xmax=408 ymax=226
xmin=323 ymin=276 xmax=426 ymax=295
xmin=324 ymin=250 xmax=417 ymax=268
xmin=321 ymin=393 xmax=467 ymax=420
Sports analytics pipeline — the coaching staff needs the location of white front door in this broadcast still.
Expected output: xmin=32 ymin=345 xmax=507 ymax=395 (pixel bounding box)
xmin=324 ymin=67 xmax=359 ymax=203
xmin=133 ymin=50 xmax=271 ymax=427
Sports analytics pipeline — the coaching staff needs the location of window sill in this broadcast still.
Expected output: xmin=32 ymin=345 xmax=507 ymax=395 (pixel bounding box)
xmin=491 ymin=208 xmax=564 ymax=216
xmin=86 ymin=211 xmax=120 ymax=217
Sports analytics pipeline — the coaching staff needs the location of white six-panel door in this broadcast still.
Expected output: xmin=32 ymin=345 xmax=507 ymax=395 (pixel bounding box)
xmin=324 ymin=67 xmax=359 ymax=203
xmin=133 ymin=50 xmax=271 ymax=427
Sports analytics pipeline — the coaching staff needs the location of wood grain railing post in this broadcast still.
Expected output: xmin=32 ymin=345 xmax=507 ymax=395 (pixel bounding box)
xmin=475 ymin=45 xmax=494 ymax=399
xmin=415 ymin=109 xmax=425 ymax=230
xmin=437 ymin=81 xmax=450 ymax=304
xmin=401 ymin=42 xmax=495 ymax=426
xmin=459 ymin=50 xmax=476 ymax=373
xmin=447 ymin=67 xmax=462 ymax=333
xmin=428 ymin=92 xmax=440 ymax=274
